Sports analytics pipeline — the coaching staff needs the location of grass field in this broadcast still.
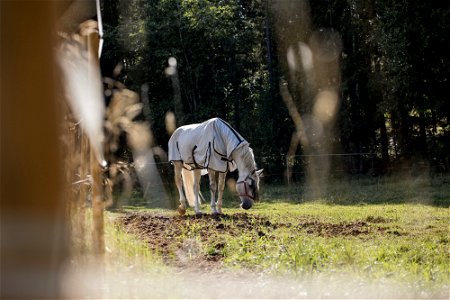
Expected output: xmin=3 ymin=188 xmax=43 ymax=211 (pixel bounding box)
xmin=66 ymin=175 xmax=449 ymax=298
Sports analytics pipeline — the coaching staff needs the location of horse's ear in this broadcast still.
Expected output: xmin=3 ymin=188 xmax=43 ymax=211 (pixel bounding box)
xmin=256 ymin=169 xmax=264 ymax=177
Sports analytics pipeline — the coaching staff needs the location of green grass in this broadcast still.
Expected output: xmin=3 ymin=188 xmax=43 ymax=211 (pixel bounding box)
xmin=218 ymin=203 xmax=448 ymax=283
xmin=69 ymin=210 xmax=167 ymax=274
xmin=103 ymin=175 xmax=449 ymax=296
xmin=104 ymin=213 xmax=165 ymax=270
xmin=261 ymin=174 xmax=450 ymax=206
xmin=110 ymin=203 xmax=449 ymax=294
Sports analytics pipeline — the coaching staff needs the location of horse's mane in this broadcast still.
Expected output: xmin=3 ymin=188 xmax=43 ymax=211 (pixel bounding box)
xmin=234 ymin=144 xmax=256 ymax=170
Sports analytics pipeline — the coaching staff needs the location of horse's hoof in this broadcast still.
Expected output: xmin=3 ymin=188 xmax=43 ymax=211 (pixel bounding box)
xmin=178 ymin=206 xmax=186 ymax=216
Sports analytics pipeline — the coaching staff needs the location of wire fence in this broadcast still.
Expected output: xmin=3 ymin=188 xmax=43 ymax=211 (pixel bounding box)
xmin=106 ymin=152 xmax=449 ymax=208
xmin=121 ymin=151 xmax=445 ymax=186
xmin=284 ymin=153 xmax=377 ymax=184
xmin=125 ymin=152 xmax=379 ymax=188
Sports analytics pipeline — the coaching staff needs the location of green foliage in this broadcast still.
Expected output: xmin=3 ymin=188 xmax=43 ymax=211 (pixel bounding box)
xmin=101 ymin=0 xmax=449 ymax=178
xmin=234 ymin=203 xmax=444 ymax=285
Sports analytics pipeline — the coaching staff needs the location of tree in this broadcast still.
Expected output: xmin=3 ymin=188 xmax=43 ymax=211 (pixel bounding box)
xmin=100 ymin=0 xmax=450 ymax=179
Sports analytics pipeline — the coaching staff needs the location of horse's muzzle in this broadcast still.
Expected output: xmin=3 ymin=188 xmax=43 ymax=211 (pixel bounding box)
xmin=240 ymin=198 xmax=253 ymax=210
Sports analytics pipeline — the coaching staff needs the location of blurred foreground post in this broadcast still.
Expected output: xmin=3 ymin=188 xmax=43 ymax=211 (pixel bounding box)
xmin=1 ymin=1 xmax=67 ymax=298
xmin=87 ymin=27 xmax=105 ymax=256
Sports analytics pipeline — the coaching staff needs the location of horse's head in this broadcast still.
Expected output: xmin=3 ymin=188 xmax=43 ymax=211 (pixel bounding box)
xmin=236 ymin=169 xmax=263 ymax=210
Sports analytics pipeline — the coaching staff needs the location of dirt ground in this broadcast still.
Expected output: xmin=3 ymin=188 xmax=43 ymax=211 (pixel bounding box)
xmin=119 ymin=212 xmax=389 ymax=270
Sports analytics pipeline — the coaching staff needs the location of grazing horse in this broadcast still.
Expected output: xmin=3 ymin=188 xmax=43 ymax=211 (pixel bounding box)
xmin=168 ymin=118 xmax=262 ymax=215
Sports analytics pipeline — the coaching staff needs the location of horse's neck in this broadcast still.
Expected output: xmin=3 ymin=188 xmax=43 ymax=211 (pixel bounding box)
xmin=232 ymin=147 xmax=255 ymax=181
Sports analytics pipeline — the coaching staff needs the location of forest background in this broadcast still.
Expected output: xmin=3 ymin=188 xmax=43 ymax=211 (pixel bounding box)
xmin=99 ymin=0 xmax=449 ymax=182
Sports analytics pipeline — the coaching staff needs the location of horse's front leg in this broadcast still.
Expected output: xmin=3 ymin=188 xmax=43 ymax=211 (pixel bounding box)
xmin=193 ymin=169 xmax=202 ymax=215
xmin=174 ymin=162 xmax=187 ymax=215
xmin=208 ymin=170 xmax=219 ymax=214
xmin=216 ymin=172 xmax=227 ymax=214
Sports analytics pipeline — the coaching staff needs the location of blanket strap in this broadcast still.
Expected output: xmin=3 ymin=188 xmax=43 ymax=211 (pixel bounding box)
xmin=236 ymin=171 xmax=256 ymax=200
xmin=236 ymin=180 xmax=255 ymax=200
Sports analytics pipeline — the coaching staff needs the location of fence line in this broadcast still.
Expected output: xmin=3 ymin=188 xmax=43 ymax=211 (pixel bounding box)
xmin=285 ymin=153 xmax=376 ymax=157
xmin=132 ymin=153 xmax=379 ymax=187
xmin=108 ymin=152 xmax=447 ymax=207
xmin=285 ymin=153 xmax=377 ymax=185
xmin=122 ymin=152 xmax=437 ymax=187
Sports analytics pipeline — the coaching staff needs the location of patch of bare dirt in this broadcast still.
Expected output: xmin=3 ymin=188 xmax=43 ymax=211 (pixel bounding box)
xmin=118 ymin=212 xmax=390 ymax=269
xmin=120 ymin=213 xmax=271 ymax=257
xmin=296 ymin=220 xmax=373 ymax=237
xmin=365 ymin=215 xmax=393 ymax=223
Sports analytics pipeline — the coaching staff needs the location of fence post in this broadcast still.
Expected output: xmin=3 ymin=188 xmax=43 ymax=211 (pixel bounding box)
xmin=286 ymin=155 xmax=290 ymax=185
xmin=86 ymin=23 xmax=105 ymax=257
xmin=1 ymin=2 xmax=67 ymax=297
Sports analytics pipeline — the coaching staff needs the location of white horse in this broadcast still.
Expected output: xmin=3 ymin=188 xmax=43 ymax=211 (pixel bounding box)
xmin=168 ymin=118 xmax=262 ymax=215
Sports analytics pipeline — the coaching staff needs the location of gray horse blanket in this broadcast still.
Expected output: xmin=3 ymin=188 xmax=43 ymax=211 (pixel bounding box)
xmin=168 ymin=118 xmax=248 ymax=172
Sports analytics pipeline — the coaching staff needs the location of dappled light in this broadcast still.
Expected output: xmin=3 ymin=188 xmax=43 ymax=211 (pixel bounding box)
xmin=165 ymin=56 xmax=178 ymax=76
xmin=165 ymin=111 xmax=177 ymax=135
xmin=279 ymin=23 xmax=342 ymax=197
xmin=313 ymin=90 xmax=339 ymax=124
xmin=1 ymin=0 xmax=448 ymax=299
xmin=299 ymin=42 xmax=314 ymax=72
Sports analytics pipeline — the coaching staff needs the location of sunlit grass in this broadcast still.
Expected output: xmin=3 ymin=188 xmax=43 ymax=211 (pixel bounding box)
xmin=223 ymin=204 xmax=448 ymax=284
xmin=260 ymin=174 xmax=450 ymax=206
xmin=97 ymin=175 xmax=449 ymax=297
xmin=103 ymin=213 xmax=166 ymax=271
xmin=113 ymin=203 xmax=448 ymax=294
xmin=69 ymin=209 xmax=166 ymax=273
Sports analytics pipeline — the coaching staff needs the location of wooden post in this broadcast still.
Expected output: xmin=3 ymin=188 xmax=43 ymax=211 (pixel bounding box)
xmin=91 ymin=146 xmax=105 ymax=255
xmin=86 ymin=24 xmax=105 ymax=256
xmin=78 ymin=131 xmax=89 ymax=252
xmin=286 ymin=155 xmax=291 ymax=186
xmin=0 ymin=1 xmax=67 ymax=298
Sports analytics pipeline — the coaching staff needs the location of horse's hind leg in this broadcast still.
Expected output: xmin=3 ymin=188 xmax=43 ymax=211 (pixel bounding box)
xmin=217 ymin=172 xmax=227 ymax=214
xmin=208 ymin=169 xmax=219 ymax=214
xmin=174 ymin=162 xmax=187 ymax=215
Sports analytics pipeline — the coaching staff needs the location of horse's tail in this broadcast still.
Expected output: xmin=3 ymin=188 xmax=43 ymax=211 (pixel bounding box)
xmin=181 ymin=168 xmax=196 ymax=207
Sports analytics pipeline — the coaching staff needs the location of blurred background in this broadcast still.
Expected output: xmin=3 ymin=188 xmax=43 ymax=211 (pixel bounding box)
xmin=1 ymin=0 xmax=448 ymax=298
